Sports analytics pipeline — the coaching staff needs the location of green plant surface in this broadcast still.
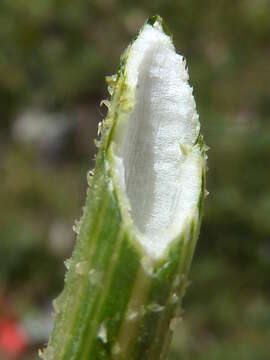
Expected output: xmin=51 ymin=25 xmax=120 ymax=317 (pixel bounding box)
xmin=42 ymin=17 xmax=207 ymax=360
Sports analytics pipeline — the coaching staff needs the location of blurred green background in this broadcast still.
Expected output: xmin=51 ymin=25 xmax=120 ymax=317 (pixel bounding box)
xmin=0 ymin=1 xmax=269 ymax=359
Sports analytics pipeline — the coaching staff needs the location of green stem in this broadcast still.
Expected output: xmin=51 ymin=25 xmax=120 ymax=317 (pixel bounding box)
xmin=42 ymin=16 xmax=207 ymax=360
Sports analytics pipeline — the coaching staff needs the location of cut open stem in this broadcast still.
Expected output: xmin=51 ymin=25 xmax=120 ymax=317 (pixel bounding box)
xmin=42 ymin=16 xmax=207 ymax=360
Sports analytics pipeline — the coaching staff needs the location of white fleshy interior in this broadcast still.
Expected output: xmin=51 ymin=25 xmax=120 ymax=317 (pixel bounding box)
xmin=113 ymin=22 xmax=202 ymax=258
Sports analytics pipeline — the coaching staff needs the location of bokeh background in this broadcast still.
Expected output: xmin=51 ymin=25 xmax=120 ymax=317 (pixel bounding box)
xmin=0 ymin=1 xmax=269 ymax=359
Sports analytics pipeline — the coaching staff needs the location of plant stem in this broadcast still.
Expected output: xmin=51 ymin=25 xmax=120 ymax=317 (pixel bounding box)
xmin=42 ymin=15 xmax=207 ymax=360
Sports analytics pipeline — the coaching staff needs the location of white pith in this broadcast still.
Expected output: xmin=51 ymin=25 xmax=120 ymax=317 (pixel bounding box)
xmin=112 ymin=21 xmax=202 ymax=258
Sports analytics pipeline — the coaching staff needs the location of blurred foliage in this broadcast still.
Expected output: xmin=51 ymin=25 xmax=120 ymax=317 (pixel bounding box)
xmin=1 ymin=0 xmax=270 ymax=124
xmin=0 ymin=0 xmax=269 ymax=359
